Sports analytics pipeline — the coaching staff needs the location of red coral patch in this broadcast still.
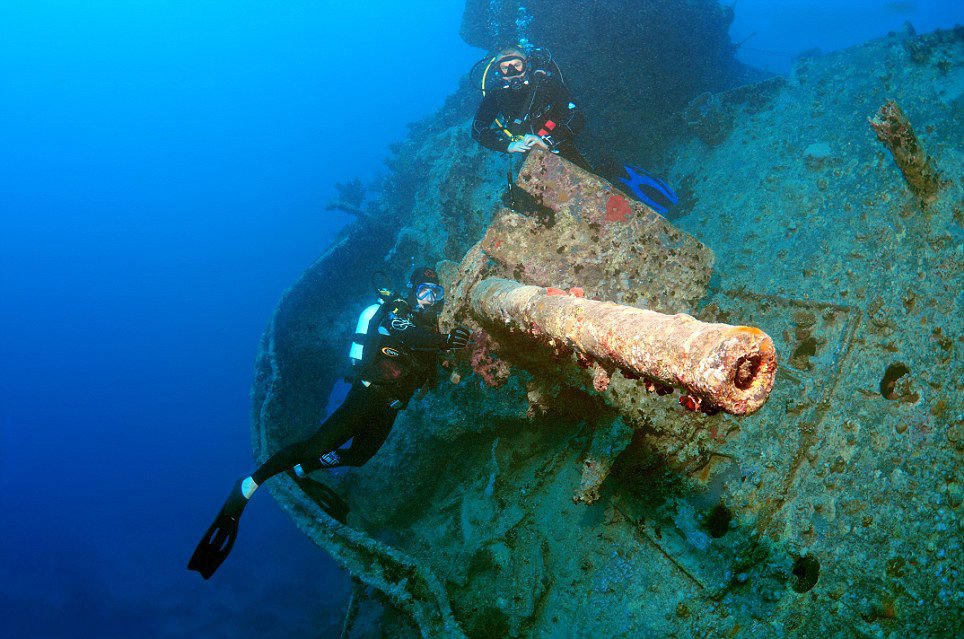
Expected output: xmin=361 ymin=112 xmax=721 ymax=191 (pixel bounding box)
xmin=604 ymin=194 xmax=633 ymax=223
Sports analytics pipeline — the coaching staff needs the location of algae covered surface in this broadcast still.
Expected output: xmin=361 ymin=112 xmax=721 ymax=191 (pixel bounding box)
xmin=252 ymin=18 xmax=962 ymax=639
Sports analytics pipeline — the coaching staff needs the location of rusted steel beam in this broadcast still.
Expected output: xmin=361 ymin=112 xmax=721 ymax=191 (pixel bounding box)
xmin=869 ymin=100 xmax=942 ymax=203
xmin=469 ymin=278 xmax=776 ymax=416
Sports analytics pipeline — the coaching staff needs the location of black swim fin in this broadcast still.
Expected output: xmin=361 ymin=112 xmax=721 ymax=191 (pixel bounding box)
xmin=288 ymin=471 xmax=349 ymax=524
xmin=188 ymin=479 xmax=249 ymax=580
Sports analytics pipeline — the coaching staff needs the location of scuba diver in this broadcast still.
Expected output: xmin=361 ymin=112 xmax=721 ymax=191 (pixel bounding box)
xmin=471 ymin=46 xmax=591 ymax=171
xmin=188 ymin=266 xmax=471 ymax=579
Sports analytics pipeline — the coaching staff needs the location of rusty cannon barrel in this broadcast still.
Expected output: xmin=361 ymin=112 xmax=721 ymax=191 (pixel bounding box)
xmin=469 ymin=278 xmax=777 ymax=416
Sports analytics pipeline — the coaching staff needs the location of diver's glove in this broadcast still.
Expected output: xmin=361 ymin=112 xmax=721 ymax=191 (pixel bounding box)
xmin=507 ymin=134 xmax=549 ymax=154
xmin=445 ymin=326 xmax=472 ymax=350
xmin=507 ymin=139 xmax=529 ymax=154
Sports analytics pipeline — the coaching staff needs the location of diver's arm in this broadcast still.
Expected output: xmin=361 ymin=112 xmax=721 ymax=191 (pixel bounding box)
xmin=471 ymin=93 xmax=512 ymax=153
xmin=544 ymin=78 xmax=586 ymax=143
xmin=384 ymin=314 xmax=449 ymax=351
xmin=385 ymin=316 xmax=471 ymax=352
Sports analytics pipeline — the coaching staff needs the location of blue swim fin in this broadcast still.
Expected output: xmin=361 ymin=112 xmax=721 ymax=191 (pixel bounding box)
xmin=619 ymin=165 xmax=678 ymax=215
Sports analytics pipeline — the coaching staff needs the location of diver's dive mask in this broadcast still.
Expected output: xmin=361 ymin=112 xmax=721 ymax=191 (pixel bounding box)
xmin=498 ymin=56 xmax=528 ymax=89
xmin=414 ymin=283 xmax=444 ymax=307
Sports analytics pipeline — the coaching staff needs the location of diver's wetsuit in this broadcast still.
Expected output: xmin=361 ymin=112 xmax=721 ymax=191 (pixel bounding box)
xmin=251 ymin=305 xmax=446 ymax=483
xmin=472 ymin=71 xmax=590 ymax=170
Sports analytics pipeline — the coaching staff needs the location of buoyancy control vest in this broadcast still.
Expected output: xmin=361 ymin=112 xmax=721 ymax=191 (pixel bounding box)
xmin=348 ymin=293 xmax=416 ymax=386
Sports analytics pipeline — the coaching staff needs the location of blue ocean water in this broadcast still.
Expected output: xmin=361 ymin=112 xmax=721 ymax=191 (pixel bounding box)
xmin=731 ymin=0 xmax=961 ymax=73
xmin=0 ymin=1 xmax=959 ymax=637
xmin=1 ymin=2 xmax=476 ymax=636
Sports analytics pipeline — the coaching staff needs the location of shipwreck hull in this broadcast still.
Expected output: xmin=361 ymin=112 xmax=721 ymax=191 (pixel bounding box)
xmin=251 ymin=28 xmax=962 ymax=639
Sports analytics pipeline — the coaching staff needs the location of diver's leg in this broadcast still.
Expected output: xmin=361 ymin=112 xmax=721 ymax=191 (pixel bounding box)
xmin=247 ymin=384 xmax=370 ymax=488
xmin=331 ymin=406 xmax=398 ymax=467
xmin=293 ymin=390 xmax=398 ymax=472
xmin=188 ymin=385 xmax=372 ymax=578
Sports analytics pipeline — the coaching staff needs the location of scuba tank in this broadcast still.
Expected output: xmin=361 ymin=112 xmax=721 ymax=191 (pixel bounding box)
xmin=348 ymin=302 xmax=383 ymax=365
xmin=348 ymin=274 xmax=413 ymax=380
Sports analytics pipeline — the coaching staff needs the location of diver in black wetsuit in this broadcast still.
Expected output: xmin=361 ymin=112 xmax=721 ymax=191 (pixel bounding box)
xmin=188 ymin=266 xmax=471 ymax=579
xmin=472 ymin=46 xmax=591 ymax=171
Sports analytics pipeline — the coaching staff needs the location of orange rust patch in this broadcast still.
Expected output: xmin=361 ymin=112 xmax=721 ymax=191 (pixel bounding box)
xmin=734 ymin=326 xmax=768 ymax=338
